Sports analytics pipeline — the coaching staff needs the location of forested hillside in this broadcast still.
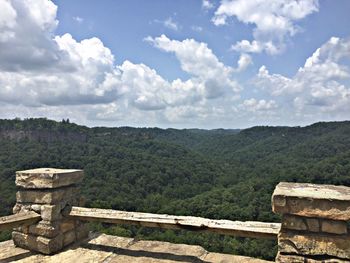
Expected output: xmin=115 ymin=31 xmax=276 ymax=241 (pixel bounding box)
xmin=1 ymin=118 xmax=350 ymax=260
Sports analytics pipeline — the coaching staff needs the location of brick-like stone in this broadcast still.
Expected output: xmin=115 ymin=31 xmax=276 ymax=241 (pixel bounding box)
xmin=36 ymin=234 xmax=63 ymax=254
xmin=12 ymin=231 xmax=63 ymax=255
xmin=16 ymin=168 xmax=83 ymax=189
xmin=30 ymin=204 xmax=42 ymax=213
xmin=75 ymin=224 xmax=89 ymax=241
xmin=12 ymin=203 xmax=31 ymax=214
xmin=306 ymin=218 xmax=320 ymax=232
xmin=12 ymin=167 xmax=86 ymax=255
xmin=16 ymin=186 xmax=76 ymax=204
xmin=28 ymin=221 xmax=60 ymax=238
xmin=12 ymin=231 xmax=32 ymax=249
xmin=272 ymin=182 xmax=350 ymax=220
xmin=276 ymin=252 xmax=350 ymax=262
xmin=13 ymin=225 xmax=29 ymax=234
xmin=282 ymin=215 xmax=321 ymax=232
xmin=321 ymin=219 xmax=348 ymax=235
xmin=63 ymin=230 xmax=76 ymax=247
xmin=278 ymin=231 xmax=350 ymax=259
xmin=60 ymin=219 xmax=76 ymax=233
xmin=282 ymin=214 xmax=307 ymax=231
xmin=41 ymin=205 xmax=62 ymax=221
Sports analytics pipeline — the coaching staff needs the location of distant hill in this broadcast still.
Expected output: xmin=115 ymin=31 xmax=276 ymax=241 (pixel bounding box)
xmin=1 ymin=118 xmax=350 ymax=260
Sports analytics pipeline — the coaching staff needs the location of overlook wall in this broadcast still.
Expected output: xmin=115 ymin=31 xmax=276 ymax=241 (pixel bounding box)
xmin=272 ymin=182 xmax=350 ymax=262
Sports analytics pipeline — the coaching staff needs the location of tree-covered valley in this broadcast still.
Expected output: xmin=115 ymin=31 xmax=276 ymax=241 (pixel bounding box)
xmin=1 ymin=118 xmax=350 ymax=260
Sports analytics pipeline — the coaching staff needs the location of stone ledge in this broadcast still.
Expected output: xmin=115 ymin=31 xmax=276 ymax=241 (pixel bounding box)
xmin=16 ymin=186 xmax=77 ymax=204
xmin=282 ymin=214 xmax=348 ymax=235
xmin=278 ymin=231 xmax=350 ymax=259
xmin=16 ymin=168 xmax=83 ymax=189
xmin=276 ymin=252 xmax=350 ymax=262
xmin=272 ymin=182 xmax=350 ymax=220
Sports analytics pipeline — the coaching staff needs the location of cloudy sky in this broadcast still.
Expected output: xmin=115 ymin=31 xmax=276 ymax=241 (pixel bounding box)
xmin=0 ymin=0 xmax=350 ymax=128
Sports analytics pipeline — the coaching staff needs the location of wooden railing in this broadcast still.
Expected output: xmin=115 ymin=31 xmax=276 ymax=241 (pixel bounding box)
xmin=68 ymin=206 xmax=281 ymax=239
xmin=0 ymin=212 xmax=41 ymax=231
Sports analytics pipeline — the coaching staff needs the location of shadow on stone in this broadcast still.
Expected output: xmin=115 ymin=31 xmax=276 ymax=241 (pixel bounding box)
xmin=82 ymin=242 xmax=211 ymax=263
xmin=0 ymin=251 xmax=34 ymax=263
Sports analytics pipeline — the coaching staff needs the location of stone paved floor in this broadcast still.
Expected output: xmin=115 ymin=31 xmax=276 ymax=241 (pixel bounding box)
xmin=0 ymin=233 xmax=273 ymax=263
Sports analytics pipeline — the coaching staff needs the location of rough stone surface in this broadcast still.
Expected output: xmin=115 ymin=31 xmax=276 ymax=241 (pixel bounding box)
xmin=278 ymin=231 xmax=350 ymax=259
xmin=305 ymin=218 xmax=320 ymax=232
xmin=13 ymin=204 xmax=31 ymax=214
xmin=276 ymin=252 xmax=350 ymax=262
xmin=16 ymin=168 xmax=83 ymax=189
xmin=41 ymin=204 xmax=62 ymax=221
xmin=1 ymin=234 xmax=272 ymax=262
xmin=272 ymin=182 xmax=350 ymax=220
xmin=14 ymin=226 xmax=30 ymax=234
xmin=11 ymin=167 xmax=87 ymax=255
xmin=16 ymin=186 xmax=76 ymax=204
xmin=75 ymin=223 xmax=89 ymax=241
xmin=321 ymin=219 xmax=348 ymax=235
xmin=36 ymin=234 xmax=63 ymax=255
xmin=28 ymin=221 xmax=60 ymax=238
xmin=282 ymin=214 xmax=307 ymax=231
xmin=63 ymin=230 xmax=76 ymax=247
xmin=60 ymin=219 xmax=76 ymax=233
xmin=12 ymin=231 xmax=63 ymax=255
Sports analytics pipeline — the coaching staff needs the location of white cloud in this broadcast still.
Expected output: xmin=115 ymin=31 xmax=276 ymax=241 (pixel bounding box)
xmin=73 ymin=16 xmax=83 ymax=23
xmin=236 ymin=53 xmax=252 ymax=72
xmin=153 ymin=17 xmax=180 ymax=31
xmin=164 ymin=17 xmax=179 ymax=31
xmin=2 ymin=0 xmax=348 ymax=128
xmin=0 ymin=0 xmax=17 ymax=42
xmin=146 ymin=34 xmax=241 ymax=99
xmin=202 ymin=0 xmax=214 ymax=10
xmin=213 ymin=0 xmax=319 ymax=54
xmin=0 ymin=0 xmax=249 ymax=127
xmin=241 ymin=98 xmax=277 ymax=112
xmin=254 ymin=37 xmax=350 ymax=115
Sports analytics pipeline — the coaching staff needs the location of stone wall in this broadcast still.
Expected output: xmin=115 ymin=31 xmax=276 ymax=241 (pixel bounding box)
xmin=272 ymin=182 xmax=350 ymax=262
xmin=12 ymin=168 xmax=88 ymax=254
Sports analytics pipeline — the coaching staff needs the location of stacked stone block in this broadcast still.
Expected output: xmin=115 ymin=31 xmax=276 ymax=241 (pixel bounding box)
xmin=272 ymin=182 xmax=350 ymax=262
xmin=12 ymin=168 xmax=88 ymax=254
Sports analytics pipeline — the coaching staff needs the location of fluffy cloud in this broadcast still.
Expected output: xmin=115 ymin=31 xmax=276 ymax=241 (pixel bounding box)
xmin=0 ymin=0 xmax=62 ymax=71
xmin=255 ymin=37 xmax=350 ymax=116
xmin=1 ymin=0 xmax=349 ymax=128
xmin=241 ymin=98 xmax=277 ymax=112
xmin=202 ymin=0 xmax=214 ymax=10
xmin=0 ymin=0 xmax=247 ymax=126
xmin=213 ymin=0 xmax=319 ymax=54
xmin=236 ymin=53 xmax=252 ymax=72
xmin=145 ymin=34 xmax=241 ymax=98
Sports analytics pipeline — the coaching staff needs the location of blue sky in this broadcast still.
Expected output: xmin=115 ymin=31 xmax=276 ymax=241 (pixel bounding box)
xmin=0 ymin=0 xmax=350 ymax=128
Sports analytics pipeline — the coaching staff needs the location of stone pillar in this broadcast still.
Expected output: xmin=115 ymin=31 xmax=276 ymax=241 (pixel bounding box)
xmin=12 ymin=168 xmax=88 ymax=254
xmin=272 ymin=182 xmax=350 ymax=262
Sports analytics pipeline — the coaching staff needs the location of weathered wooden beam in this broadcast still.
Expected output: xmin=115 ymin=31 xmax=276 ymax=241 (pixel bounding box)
xmin=0 ymin=212 xmax=41 ymax=231
xmin=69 ymin=206 xmax=280 ymax=239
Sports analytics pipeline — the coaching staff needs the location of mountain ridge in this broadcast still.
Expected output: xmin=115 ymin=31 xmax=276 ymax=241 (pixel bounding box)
xmin=1 ymin=118 xmax=350 ymax=260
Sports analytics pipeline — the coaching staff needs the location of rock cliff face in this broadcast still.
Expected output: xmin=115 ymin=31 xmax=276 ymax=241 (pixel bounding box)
xmin=0 ymin=129 xmax=87 ymax=143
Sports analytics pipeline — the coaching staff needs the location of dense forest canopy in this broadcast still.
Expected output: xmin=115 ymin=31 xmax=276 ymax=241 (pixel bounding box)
xmin=1 ymin=118 xmax=350 ymax=260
